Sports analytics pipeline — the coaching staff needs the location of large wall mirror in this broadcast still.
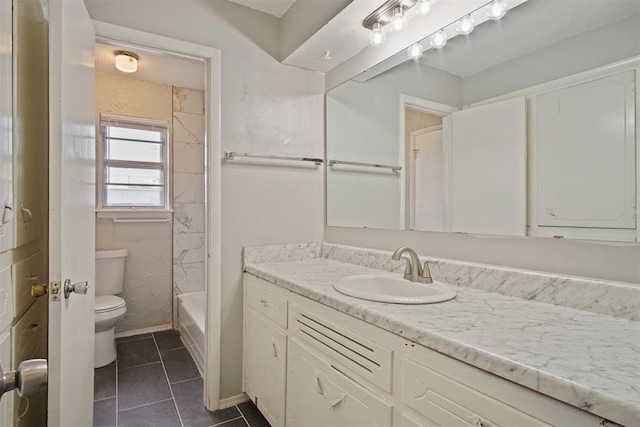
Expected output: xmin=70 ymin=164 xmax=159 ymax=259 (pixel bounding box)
xmin=326 ymin=0 xmax=640 ymax=242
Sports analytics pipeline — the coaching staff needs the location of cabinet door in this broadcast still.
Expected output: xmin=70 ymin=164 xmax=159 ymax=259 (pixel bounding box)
xmin=449 ymin=97 xmax=527 ymax=236
xmin=0 ymin=0 xmax=12 ymax=253
xmin=244 ymin=310 xmax=287 ymax=427
xmin=287 ymin=338 xmax=392 ymax=427
xmin=536 ymin=71 xmax=636 ymax=229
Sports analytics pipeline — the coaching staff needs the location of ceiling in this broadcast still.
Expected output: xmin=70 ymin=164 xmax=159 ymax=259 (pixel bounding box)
xmin=94 ymin=42 xmax=205 ymax=90
xmin=419 ymin=0 xmax=640 ymax=78
xmin=227 ymin=0 xmax=298 ymax=18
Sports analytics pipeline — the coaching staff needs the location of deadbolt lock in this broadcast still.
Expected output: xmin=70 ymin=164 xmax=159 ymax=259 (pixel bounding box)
xmin=30 ymin=284 xmax=48 ymax=298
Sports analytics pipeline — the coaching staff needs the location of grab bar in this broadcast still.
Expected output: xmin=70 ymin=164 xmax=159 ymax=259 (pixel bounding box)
xmin=224 ymin=151 xmax=323 ymax=166
xmin=112 ymin=218 xmax=171 ymax=223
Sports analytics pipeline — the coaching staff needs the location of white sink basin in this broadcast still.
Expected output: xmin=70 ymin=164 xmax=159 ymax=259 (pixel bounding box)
xmin=334 ymin=274 xmax=456 ymax=304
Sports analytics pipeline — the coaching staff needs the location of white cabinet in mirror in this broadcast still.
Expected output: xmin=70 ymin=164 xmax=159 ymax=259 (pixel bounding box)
xmin=326 ymin=0 xmax=640 ymax=242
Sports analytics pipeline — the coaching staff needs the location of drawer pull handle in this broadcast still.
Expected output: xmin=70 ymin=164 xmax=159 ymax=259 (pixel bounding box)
xmin=259 ymin=299 xmax=269 ymax=308
xmin=467 ymin=416 xmax=483 ymax=427
xmin=25 ymin=274 xmax=39 ymax=281
xmin=315 ymin=376 xmax=324 ymax=395
xmin=329 ymin=394 xmax=346 ymax=410
xmin=272 ymin=342 xmax=278 ymax=358
xmin=29 ymin=323 xmax=39 ymax=330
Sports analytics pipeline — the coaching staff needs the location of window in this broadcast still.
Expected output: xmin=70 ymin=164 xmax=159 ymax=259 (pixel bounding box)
xmin=98 ymin=115 xmax=170 ymax=209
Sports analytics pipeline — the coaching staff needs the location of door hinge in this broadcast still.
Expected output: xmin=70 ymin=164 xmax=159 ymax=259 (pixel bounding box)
xmin=50 ymin=281 xmax=61 ymax=301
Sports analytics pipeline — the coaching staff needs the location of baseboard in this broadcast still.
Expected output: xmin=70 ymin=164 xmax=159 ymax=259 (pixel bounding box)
xmin=219 ymin=393 xmax=250 ymax=409
xmin=115 ymin=324 xmax=173 ymax=339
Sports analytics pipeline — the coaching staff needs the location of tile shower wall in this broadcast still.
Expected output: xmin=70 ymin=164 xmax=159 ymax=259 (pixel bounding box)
xmin=172 ymin=87 xmax=206 ymax=321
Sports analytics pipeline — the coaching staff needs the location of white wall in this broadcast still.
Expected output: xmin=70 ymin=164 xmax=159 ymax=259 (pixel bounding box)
xmin=85 ymin=0 xmax=325 ymax=399
xmin=327 ymin=62 xmax=461 ymax=229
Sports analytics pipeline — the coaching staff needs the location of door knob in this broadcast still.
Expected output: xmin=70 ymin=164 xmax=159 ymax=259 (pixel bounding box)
xmin=30 ymin=283 xmax=48 ymax=298
xmin=63 ymin=279 xmax=89 ymax=299
xmin=0 ymin=359 xmax=47 ymax=399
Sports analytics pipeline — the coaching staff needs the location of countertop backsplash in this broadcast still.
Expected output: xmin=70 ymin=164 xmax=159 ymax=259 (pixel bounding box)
xmin=244 ymin=242 xmax=640 ymax=321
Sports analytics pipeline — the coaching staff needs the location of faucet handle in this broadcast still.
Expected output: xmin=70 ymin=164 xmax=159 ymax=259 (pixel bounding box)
xmin=420 ymin=261 xmax=433 ymax=284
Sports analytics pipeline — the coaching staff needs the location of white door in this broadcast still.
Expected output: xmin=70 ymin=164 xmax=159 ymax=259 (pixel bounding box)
xmin=449 ymin=97 xmax=527 ymax=236
xmin=48 ymin=0 xmax=96 ymax=425
xmin=410 ymin=126 xmax=445 ymax=232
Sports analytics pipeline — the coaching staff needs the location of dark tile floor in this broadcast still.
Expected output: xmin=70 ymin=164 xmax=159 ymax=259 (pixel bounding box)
xmin=94 ymin=330 xmax=271 ymax=427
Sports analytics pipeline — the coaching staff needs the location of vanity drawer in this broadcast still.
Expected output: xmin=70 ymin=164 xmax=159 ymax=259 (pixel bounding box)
xmin=13 ymin=251 xmax=43 ymax=317
xmin=402 ymin=357 xmax=550 ymax=427
xmin=245 ymin=274 xmax=288 ymax=329
xmin=290 ymin=303 xmax=393 ymax=393
xmin=12 ymin=297 xmax=46 ymax=367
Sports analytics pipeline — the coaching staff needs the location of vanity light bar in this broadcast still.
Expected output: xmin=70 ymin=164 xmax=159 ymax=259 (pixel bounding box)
xmin=363 ymin=0 xmax=419 ymax=31
xmin=329 ymin=159 xmax=402 ymax=172
xmin=223 ymin=151 xmax=324 ymax=166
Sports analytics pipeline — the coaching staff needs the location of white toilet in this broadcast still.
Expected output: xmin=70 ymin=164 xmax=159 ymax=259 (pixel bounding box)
xmin=95 ymin=249 xmax=128 ymax=368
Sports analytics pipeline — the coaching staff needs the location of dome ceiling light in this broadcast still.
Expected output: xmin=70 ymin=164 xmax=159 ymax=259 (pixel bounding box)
xmin=114 ymin=51 xmax=139 ymax=73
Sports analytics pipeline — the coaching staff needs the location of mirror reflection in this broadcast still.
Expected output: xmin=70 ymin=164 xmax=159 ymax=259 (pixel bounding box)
xmin=326 ymin=0 xmax=640 ymax=242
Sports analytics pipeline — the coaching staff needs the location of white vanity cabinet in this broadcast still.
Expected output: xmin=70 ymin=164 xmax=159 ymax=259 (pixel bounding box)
xmin=243 ymin=274 xmax=288 ymax=427
xmin=243 ymin=273 xmax=617 ymax=427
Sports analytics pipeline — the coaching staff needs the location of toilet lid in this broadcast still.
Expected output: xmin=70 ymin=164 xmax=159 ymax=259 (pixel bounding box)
xmin=95 ymin=295 xmax=126 ymax=313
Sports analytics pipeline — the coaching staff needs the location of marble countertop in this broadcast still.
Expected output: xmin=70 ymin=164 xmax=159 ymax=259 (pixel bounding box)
xmin=245 ymin=258 xmax=640 ymax=427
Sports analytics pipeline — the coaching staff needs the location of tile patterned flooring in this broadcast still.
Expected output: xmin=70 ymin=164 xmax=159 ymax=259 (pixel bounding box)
xmin=94 ymin=330 xmax=270 ymax=427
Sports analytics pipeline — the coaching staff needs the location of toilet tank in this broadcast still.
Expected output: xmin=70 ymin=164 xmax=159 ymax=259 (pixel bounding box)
xmin=95 ymin=249 xmax=128 ymax=296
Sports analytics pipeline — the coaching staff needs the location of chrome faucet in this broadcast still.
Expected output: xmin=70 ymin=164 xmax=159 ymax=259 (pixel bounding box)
xmin=392 ymin=247 xmax=433 ymax=284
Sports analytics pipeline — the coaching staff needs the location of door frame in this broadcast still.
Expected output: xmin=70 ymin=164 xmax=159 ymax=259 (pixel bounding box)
xmin=92 ymin=21 xmax=223 ymax=410
xmin=399 ymin=95 xmax=457 ymax=230
xmin=409 ymin=125 xmax=443 ymax=231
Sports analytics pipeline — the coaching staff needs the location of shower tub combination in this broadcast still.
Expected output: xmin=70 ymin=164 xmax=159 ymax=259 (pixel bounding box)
xmin=177 ymin=291 xmax=205 ymax=375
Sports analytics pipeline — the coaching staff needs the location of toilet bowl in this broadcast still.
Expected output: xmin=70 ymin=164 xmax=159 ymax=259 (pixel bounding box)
xmin=95 ymin=249 xmax=128 ymax=368
xmin=95 ymin=296 xmax=127 ymax=367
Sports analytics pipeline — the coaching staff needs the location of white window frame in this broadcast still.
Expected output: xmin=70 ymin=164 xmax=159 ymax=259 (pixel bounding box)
xmin=97 ymin=114 xmax=171 ymax=210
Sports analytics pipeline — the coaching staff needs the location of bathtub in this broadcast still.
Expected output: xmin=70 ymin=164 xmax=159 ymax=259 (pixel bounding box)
xmin=177 ymin=292 xmax=205 ymax=376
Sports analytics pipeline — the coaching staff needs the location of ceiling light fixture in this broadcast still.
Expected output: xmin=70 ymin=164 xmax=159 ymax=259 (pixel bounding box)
xmin=486 ymin=0 xmax=508 ymax=20
xmin=369 ymin=22 xmax=386 ymax=47
xmin=390 ymin=7 xmax=407 ymax=33
xmin=114 ymin=51 xmax=139 ymax=73
xmin=416 ymin=0 xmax=433 ymax=16
xmin=430 ymin=30 xmax=448 ymax=49
xmin=407 ymin=43 xmax=424 ymax=61
xmin=362 ymin=0 xmax=424 ymax=48
xmin=456 ymin=15 xmax=475 ymax=35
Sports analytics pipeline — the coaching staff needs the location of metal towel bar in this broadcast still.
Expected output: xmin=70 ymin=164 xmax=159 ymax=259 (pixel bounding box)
xmin=223 ymin=151 xmax=323 ymax=166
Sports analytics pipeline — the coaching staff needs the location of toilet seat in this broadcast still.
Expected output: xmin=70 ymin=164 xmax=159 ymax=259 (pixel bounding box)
xmin=95 ymin=295 xmax=126 ymax=313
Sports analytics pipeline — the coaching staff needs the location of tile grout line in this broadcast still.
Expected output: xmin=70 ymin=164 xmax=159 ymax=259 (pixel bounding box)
xmin=235 ymin=404 xmax=251 ymax=427
xmin=152 ymin=333 xmax=186 ymax=427
xmin=115 ymin=357 xmax=119 ymax=427
xmin=118 ymin=360 xmax=165 ymax=371
xmin=118 ymin=398 xmax=175 ymax=413
xmin=210 ymin=416 xmax=245 ymax=427
xmin=170 ymin=375 xmax=202 ymax=386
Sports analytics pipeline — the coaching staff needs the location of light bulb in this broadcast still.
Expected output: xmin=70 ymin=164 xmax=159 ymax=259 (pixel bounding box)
xmin=390 ymin=7 xmax=407 ymax=33
xmin=114 ymin=51 xmax=139 ymax=73
xmin=416 ymin=0 xmax=433 ymax=16
xmin=407 ymin=43 xmax=424 ymax=61
xmin=456 ymin=15 xmax=475 ymax=35
xmin=369 ymin=22 xmax=386 ymax=47
xmin=430 ymin=30 xmax=447 ymax=49
xmin=486 ymin=0 xmax=507 ymax=20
